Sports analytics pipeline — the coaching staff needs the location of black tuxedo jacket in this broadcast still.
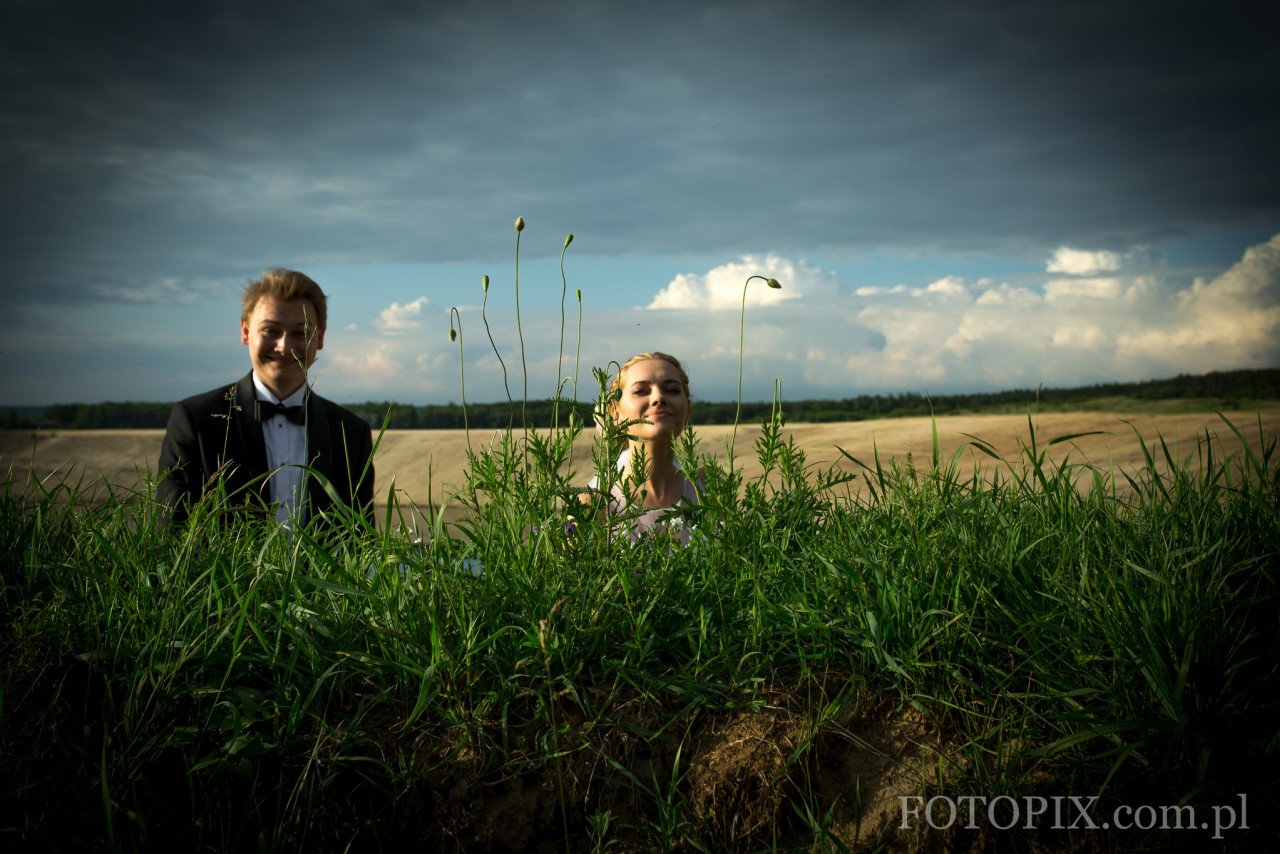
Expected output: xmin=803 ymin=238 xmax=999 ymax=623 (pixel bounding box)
xmin=157 ymin=373 xmax=375 ymax=526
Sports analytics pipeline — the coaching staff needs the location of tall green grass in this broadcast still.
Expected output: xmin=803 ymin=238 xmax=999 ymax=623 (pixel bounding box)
xmin=4 ymin=407 xmax=1275 ymax=850
xmin=2 ymin=225 xmax=1276 ymax=849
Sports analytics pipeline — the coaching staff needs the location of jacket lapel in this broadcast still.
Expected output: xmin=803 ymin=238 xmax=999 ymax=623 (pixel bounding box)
xmin=230 ymin=373 xmax=271 ymax=506
xmin=305 ymin=390 xmax=335 ymax=515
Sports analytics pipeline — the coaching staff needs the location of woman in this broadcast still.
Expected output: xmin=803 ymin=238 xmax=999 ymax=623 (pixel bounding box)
xmin=585 ymin=352 xmax=700 ymax=544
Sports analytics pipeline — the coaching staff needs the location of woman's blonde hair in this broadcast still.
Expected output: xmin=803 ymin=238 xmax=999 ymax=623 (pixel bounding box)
xmin=608 ymin=352 xmax=691 ymax=400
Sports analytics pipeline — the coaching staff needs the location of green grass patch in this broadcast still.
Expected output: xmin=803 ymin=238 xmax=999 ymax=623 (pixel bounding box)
xmin=2 ymin=403 xmax=1277 ymax=850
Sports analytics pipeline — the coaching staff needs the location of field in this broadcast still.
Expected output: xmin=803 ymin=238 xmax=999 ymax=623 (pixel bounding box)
xmin=5 ymin=404 xmax=1277 ymax=518
xmin=2 ymin=404 xmax=1277 ymax=850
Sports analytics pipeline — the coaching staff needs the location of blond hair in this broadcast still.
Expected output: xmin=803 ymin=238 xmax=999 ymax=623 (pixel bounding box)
xmin=609 ymin=352 xmax=691 ymax=401
xmin=241 ymin=268 xmax=328 ymax=331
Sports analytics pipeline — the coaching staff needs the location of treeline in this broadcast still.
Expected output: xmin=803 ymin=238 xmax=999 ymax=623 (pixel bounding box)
xmin=6 ymin=401 xmax=175 ymax=430
xmin=5 ymin=368 xmax=1277 ymax=430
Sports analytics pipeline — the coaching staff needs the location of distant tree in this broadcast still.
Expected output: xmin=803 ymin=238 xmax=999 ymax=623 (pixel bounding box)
xmin=24 ymin=368 xmax=1278 ymax=428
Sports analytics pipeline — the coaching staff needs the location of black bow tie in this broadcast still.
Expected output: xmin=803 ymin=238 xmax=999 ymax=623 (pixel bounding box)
xmin=255 ymin=399 xmax=306 ymax=425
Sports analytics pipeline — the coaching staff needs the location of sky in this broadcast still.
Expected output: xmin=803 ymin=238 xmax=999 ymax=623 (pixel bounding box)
xmin=2 ymin=0 xmax=1278 ymax=407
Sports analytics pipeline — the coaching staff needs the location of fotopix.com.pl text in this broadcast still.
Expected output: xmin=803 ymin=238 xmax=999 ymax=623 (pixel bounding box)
xmin=900 ymin=793 xmax=1249 ymax=839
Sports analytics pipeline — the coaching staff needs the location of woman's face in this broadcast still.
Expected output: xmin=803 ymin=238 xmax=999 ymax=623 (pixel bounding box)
xmin=615 ymin=359 xmax=690 ymax=441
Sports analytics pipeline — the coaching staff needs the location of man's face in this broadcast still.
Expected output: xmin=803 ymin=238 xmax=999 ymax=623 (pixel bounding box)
xmin=240 ymin=295 xmax=325 ymax=399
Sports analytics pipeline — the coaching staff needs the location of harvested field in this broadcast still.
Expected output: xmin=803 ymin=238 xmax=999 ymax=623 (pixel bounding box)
xmin=5 ymin=407 xmax=1276 ymax=519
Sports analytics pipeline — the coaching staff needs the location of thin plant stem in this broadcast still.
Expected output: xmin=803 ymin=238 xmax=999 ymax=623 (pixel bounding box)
xmin=555 ymin=233 xmax=574 ymax=429
xmin=574 ymin=288 xmax=583 ymax=402
xmin=566 ymin=287 xmax=585 ymax=474
xmin=732 ymin=274 xmax=782 ymax=457
xmin=449 ymin=307 xmax=469 ymax=449
xmin=514 ymin=216 xmax=527 ymax=444
xmin=480 ymin=274 xmax=514 ymax=429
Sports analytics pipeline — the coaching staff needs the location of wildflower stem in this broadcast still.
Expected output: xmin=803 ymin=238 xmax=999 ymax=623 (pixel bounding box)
xmin=574 ymin=289 xmax=583 ymax=404
xmin=450 ymin=307 xmax=469 ymax=449
xmin=555 ymin=233 xmax=574 ymax=429
xmin=733 ymin=275 xmax=782 ymax=456
xmin=515 ymin=217 xmax=528 ymax=444
xmin=481 ymin=275 xmax=514 ymax=428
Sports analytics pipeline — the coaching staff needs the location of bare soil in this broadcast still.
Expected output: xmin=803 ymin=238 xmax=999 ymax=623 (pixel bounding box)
xmin=386 ymin=683 xmax=949 ymax=851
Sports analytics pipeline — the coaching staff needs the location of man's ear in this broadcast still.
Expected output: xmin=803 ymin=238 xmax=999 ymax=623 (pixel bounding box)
xmin=240 ymin=319 xmax=251 ymax=346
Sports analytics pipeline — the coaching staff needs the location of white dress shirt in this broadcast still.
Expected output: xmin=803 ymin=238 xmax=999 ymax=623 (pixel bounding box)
xmin=252 ymin=375 xmax=308 ymax=525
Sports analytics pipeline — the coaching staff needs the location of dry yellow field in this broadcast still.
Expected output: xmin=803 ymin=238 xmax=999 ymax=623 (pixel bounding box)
xmin=4 ymin=406 xmax=1277 ymax=525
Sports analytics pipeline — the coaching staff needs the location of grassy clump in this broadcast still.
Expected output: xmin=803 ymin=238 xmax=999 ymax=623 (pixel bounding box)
xmin=2 ymin=401 xmax=1277 ymax=851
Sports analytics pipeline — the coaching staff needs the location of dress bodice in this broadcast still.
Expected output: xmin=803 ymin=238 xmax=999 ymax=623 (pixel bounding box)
xmin=588 ymin=454 xmax=700 ymax=545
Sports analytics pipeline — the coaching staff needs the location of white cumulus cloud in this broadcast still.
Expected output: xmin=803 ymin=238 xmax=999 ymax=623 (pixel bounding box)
xmin=974 ymin=283 xmax=1040 ymax=307
xmin=318 ymin=236 xmax=1278 ymax=403
xmin=1117 ymin=233 xmax=1280 ymax=368
xmin=840 ymin=233 xmax=1280 ymax=393
xmin=327 ymin=342 xmax=405 ymax=382
xmin=924 ymin=276 xmax=971 ymax=301
xmin=647 ymin=254 xmax=837 ymax=310
xmin=378 ymin=296 xmax=431 ymax=332
xmin=1046 ymin=247 xmax=1123 ymax=275
xmin=1044 ymin=277 xmax=1124 ymax=302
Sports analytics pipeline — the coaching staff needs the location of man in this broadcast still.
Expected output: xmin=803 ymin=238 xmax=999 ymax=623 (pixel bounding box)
xmin=157 ymin=268 xmax=374 ymax=527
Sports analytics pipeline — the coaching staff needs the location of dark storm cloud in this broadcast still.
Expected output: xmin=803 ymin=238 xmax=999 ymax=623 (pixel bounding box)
xmin=2 ymin=0 xmax=1277 ymax=305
